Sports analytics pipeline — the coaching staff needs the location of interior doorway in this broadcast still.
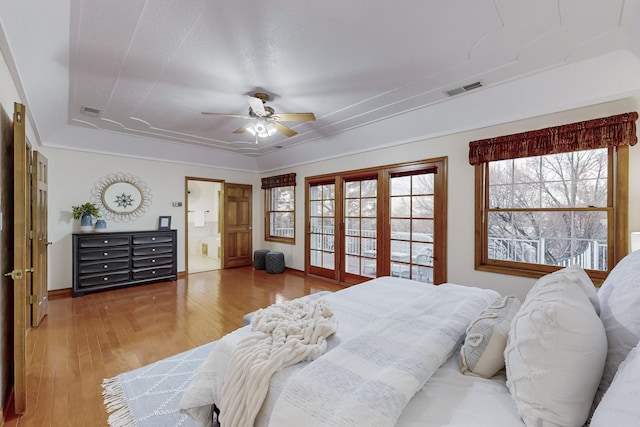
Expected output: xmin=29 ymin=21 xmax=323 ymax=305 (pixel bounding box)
xmin=186 ymin=178 xmax=223 ymax=273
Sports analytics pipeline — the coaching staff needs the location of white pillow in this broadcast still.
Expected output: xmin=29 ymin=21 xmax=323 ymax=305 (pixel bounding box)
xmin=459 ymin=295 xmax=521 ymax=378
xmin=504 ymin=265 xmax=607 ymax=427
xmin=591 ymin=341 xmax=640 ymax=426
xmin=594 ymin=249 xmax=640 ymax=404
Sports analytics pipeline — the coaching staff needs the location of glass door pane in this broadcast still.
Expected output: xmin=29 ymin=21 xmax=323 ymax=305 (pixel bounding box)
xmin=344 ymin=178 xmax=377 ymax=280
xmin=309 ymin=183 xmax=336 ymax=275
xmin=390 ymin=172 xmax=435 ymax=283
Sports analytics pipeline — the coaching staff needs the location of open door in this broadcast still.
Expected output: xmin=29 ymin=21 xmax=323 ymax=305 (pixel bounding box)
xmin=31 ymin=151 xmax=48 ymax=326
xmin=9 ymin=102 xmax=30 ymax=414
xmin=223 ymin=183 xmax=253 ymax=268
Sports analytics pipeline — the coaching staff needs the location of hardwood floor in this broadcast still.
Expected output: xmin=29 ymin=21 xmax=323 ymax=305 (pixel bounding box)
xmin=5 ymin=267 xmax=344 ymax=427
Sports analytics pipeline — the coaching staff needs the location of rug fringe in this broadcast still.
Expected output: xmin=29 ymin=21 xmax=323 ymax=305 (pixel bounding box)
xmin=102 ymin=376 xmax=137 ymax=427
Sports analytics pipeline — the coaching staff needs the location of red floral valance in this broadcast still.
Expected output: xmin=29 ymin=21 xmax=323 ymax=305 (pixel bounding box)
xmin=261 ymin=173 xmax=296 ymax=189
xmin=468 ymin=112 xmax=638 ymax=165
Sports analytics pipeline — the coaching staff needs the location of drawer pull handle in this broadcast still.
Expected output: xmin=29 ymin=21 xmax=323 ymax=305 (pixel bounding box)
xmin=152 ymin=237 xmax=156 ymax=241
xmin=151 ymin=259 xmax=156 ymax=263
xmin=103 ymin=265 xmax=108 ymax=269
xmin=104 ymin=252 xmax=108 ymax=256
xmin=151 ymin=270 xmax=156 ymax=274
xmin=103 ymin=277 xmax=108 ymax=281
xmin=104 ymin=240 xmax=108 ymax=244
xmin=152 ymin=248 xmax=156 ymax=252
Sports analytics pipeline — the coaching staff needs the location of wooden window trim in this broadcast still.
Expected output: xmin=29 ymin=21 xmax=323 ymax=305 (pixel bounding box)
xmin=474 ymin=147 xmax=629 ymax=284
xmin=264 ymin=185 xmax=295 ymax=244
xmin=305 ymin=157 xmax=448 ymax=285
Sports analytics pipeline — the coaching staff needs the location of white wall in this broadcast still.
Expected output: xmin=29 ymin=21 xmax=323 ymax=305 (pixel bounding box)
xmin=40 ymin=147 xmax=260 ymax=291
xmin=262 ymin=97 xmax=640 ymax=302
xmin=4 ymin=40 xmax=640 ymax=301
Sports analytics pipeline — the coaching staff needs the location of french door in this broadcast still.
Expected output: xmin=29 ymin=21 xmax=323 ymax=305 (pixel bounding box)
xmin=343 ymin=175 xmax=378 ymax=283
xmin=305 ymin=158 xmax=447 ymax=285
xmin=307 ymin=181 xmax=336 ymax=279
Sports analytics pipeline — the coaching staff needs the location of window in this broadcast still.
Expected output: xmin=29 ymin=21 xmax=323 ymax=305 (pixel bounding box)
xmin=306 ymin=158 xmax=447 ymax=285
xmin=389 ymin=171 xmax=436 ymax=283
xmin=344 ymin=177 xmax=378 ymax=279
xmin=309 ymin=182 xmax=336 ymax=273
xmin=471 ymin=112 xmax=637 ymax=281
xmin=263 ymin=173 xmax=296 ymax=244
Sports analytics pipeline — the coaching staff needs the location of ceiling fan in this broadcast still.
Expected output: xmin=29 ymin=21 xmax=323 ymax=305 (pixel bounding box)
xmin=202 ymin=92 xmax=315 ymax=139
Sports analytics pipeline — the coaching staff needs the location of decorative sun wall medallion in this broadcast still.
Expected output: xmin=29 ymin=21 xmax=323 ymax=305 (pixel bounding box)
xmin=91 ymin=173 xmax=152 ymax=222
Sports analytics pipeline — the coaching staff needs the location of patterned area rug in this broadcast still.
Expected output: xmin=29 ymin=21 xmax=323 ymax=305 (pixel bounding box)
xmin=102 ymin=341 xmax=216 ymax=427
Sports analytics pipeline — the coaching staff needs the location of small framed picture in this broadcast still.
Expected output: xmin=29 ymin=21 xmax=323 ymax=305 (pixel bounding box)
xmin=158 ymin=216 xmax=172 ymax=230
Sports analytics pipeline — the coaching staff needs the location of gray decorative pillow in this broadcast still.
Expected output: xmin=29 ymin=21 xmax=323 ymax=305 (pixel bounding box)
xmin=459 ymin=295 xmax=521 ymax=378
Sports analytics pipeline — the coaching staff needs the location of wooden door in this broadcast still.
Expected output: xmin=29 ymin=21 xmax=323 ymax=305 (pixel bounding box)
xmin=307 ymin=180 xmax=338 ymax=280
xmin=31 ymin=151 xmax=48 ymax=326
xmin=11 ymin=103 xmax=30 ymax=414
xmin=223 ymin=183 xmax=253 ymax=268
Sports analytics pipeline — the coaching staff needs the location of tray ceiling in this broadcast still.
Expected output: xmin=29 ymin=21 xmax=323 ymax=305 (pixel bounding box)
xmin=1 ymin=1 xmax=640 ymax=171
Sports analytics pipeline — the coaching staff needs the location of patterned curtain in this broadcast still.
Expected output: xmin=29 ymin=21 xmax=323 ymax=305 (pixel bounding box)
xmin=261 ymin=173 xmax=296 ymax=189
xmin=468 ymin=112 xmax=638 ymax=165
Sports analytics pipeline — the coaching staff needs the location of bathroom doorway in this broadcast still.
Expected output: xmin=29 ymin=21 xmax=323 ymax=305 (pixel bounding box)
xmin=186 ymin=178 xmax=223 ymax=273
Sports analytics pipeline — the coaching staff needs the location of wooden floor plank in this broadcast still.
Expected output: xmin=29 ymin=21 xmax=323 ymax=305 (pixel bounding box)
xmin=4 ymin=267 xmax=343 ymax=426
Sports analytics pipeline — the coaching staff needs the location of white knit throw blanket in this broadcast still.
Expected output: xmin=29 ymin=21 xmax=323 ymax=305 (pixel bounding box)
xmin=218 ymin=298 xmax=337 ymax=427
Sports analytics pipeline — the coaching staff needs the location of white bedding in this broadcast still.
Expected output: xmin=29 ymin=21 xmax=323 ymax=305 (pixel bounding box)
xmin=180 ymin=276 xmax=501 ymax=427
xmin=397 ymin=355 xmax=525 ymax=427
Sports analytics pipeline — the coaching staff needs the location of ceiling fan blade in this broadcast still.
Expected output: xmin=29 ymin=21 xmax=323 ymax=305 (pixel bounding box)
xmin=248 ymin=96 xmax=267 ymax=116
xmin=202 ymin=112 xmax=251 ymax=119
xmin=272 ymin=122 xmax=297 ymax=137
xmin=273 ymin=113 xmax=316 ymax=122
xmin=232 ymin=123 xmax=253 ymax=134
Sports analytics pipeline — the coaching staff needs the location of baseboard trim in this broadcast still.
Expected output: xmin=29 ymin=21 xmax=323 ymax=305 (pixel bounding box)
xmin=48 ymin=288 xmax=71 ymax=300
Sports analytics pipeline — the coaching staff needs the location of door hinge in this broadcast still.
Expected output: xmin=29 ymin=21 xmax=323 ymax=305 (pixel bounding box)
xmin=29 ymin=295 xmax=33 ymax=305
xmin=29 ymin=164 xmax=33 ymax=174
xmin=29 ymin=230 xmax=34 ymax=239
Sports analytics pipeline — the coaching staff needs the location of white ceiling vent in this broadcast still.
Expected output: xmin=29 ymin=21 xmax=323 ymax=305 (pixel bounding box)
xmin=445 ymin=81 xmax=483 ymax=97
xmin=80 ymin=106 xmax=101 ymax=117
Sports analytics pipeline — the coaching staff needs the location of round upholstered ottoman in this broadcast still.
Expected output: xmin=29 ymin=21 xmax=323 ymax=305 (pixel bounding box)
xmin=253 ymin=249 xmax=270 ymax=270
xmin=265 ymin=251 xmax=285 ymax=274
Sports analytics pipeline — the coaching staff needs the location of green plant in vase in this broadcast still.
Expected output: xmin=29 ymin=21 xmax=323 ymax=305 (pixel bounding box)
xmin=72 ymin=202 xmax=100 ymax=232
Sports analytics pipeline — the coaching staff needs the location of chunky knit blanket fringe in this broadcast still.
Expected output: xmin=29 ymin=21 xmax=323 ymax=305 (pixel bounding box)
xmin=218 ymin=298 xmax=337 ymax=427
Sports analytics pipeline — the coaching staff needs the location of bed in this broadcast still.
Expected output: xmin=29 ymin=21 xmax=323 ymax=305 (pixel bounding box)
xmin=176 ymin=249 xmax=640 ymax=427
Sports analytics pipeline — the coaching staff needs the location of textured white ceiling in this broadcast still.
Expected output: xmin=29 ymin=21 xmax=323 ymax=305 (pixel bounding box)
xmin=1 ymin=0 xmax=640 ymax=171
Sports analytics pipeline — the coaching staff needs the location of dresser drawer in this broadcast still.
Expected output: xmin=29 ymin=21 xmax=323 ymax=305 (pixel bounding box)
xmin=78 ymin=236 xmax=130 ymax=248
xmin=79 ymin=259 xmax=130 ymax=274
xmin=73 ymin=230 xmax=177 ymax=297
xmin=132 ymin=234 xmax=174 ymax=245
xmin=132 ymin=266 xmax=174 ymax=280
xmin=132 ymin=255 xmax=173 ymax=268
xmin=79 ymin=247 xmax=130 ymax=261
xmin=78 ymin=271 xmax=130 ymax=288
xmin=132 ymin=244 xmax=173 ymax=256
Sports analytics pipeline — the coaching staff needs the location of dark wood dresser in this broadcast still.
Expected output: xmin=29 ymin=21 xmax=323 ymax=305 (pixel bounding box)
xmin=72 ymin=229 xmax=177 ymax=297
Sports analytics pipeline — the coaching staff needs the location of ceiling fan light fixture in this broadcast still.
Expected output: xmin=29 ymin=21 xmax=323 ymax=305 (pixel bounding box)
xmin=246 ymin=121 xmax=277 ymax=138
